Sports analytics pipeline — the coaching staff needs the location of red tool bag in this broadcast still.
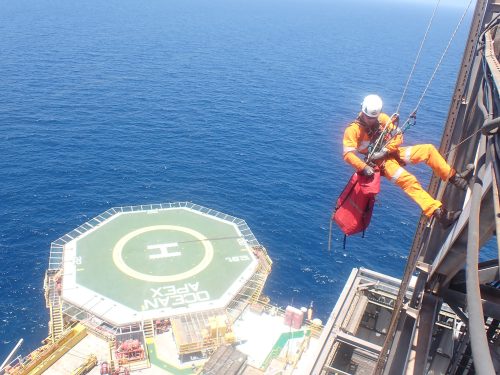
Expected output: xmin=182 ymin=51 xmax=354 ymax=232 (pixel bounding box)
xmin=332 ymin=170 xmax=381 ymax=240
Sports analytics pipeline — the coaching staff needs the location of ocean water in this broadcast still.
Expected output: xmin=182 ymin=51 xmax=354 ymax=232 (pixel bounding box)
xmin=0 ymin=0 xmax=473 ymax=358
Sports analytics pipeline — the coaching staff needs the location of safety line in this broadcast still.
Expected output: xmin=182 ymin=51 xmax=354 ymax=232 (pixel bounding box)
xmin=396 ymin=0 xmax=441 ymax=115
xmin=164 ymin=235 xmax=244 ymax=245
xmin=410 ymin=0 xmax=474 ymax=115
xmin=373 ymin=0 xmax=474 ymax=157
xmin=444 ymin=126 xmax=484 ymax=157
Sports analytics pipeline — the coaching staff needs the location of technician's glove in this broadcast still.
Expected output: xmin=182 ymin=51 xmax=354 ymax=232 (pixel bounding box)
xmin=361 ymin=165 xmax=374 ymax=176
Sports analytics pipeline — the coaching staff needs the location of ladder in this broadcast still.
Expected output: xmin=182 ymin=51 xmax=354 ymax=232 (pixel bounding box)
xmin=49 ymin=303 xmax=64 ymax=342
xmin=143 ymin=320 xmax=154 ymax=338
xmin=108 ymin=337 xmax=116 ymax=373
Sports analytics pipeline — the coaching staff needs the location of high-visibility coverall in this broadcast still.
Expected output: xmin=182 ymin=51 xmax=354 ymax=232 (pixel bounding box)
xmin=342 ymin=113 xmax=453 ymax=217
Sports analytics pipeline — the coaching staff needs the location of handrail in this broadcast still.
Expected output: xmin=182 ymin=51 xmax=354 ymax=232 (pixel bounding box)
xmin=48 ymin=201 xmax=263 ymax=271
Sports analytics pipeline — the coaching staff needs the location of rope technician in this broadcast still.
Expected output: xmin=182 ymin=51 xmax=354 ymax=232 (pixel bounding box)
xmin=342 ymin=94 xmax=473 ymax=228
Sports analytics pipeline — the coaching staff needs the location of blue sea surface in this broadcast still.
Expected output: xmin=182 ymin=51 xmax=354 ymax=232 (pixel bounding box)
xmin=0 ymin=0 xmax=474 ymax=358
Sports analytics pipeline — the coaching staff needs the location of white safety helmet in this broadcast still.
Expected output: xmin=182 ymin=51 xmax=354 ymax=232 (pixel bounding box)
xmin=361 ymin=94 xmax=383 ymax=118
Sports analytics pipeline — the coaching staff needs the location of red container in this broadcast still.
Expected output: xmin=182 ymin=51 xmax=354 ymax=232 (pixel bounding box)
xmin=284 ymin=306 xmax=294 ymax=326
xmin=292 ymin=310 xmax=304 ymax=329
xmin=284 ymin=306 xmax=303 ymax=328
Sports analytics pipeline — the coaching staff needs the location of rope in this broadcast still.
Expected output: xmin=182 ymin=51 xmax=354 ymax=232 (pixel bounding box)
xmin=409 ymin=0 xmax=474 ymax=115
xmin=444 ymin=126 xmax=485 ymax=157
xmin=328 ymin=219 xmax=333 ymax=252
xmin=367 ymin=113 xmax=399 ymax=161
xmin=373 ymin=0 xmax=474 ymax=155
xmin=159 ymin=235 xmax=243 ymax=245
xmin=396 ymin=0 xmax=441 ymax=115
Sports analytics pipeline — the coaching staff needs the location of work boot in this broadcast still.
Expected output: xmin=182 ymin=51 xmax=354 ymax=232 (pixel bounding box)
xmin=449 ymin=164 xmax=474 ymax=190
xmin=433 ymin=207 xmax=462 ymax=228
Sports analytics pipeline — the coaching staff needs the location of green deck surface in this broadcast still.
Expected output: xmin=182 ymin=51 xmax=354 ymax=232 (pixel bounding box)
xmin=261 ymin=330 xmax=310 ymax=369
xmin=146 ymin=339 xmax=194 ymax=375
xmin=73 ymin=208 xmax=254 ymax=313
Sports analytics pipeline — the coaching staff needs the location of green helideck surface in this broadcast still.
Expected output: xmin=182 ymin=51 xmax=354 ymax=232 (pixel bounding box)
xmin=73 ymin=208 xmax=254 ymax=312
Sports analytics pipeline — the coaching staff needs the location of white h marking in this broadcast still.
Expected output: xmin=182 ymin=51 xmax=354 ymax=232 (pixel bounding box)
xmin=147 ymin=243 xmax=181 ymax=260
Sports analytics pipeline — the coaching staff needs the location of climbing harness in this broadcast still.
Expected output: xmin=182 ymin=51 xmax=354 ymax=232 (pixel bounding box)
xmin=366 ymin=112 xmax=403 ymax=163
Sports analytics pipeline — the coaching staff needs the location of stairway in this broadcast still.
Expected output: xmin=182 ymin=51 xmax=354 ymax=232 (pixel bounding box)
xmin=49 ymin=304 xmax=64 ymax=342
xmin=143 ymin=320 xmax=154 ymax=338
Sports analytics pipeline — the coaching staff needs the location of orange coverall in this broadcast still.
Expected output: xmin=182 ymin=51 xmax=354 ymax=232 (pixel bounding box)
xmin=342 ymin=113 xmax=453 ymax=217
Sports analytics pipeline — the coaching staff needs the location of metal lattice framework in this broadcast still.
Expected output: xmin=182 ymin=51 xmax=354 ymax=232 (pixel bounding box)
xmin=376 ymin=1 xmax=500 ymax=373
